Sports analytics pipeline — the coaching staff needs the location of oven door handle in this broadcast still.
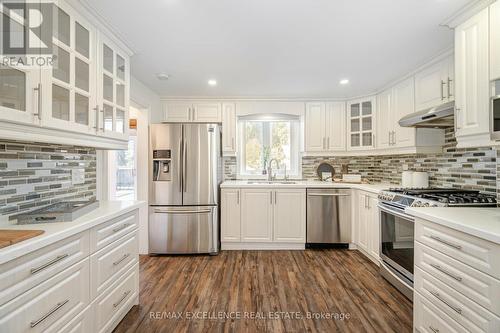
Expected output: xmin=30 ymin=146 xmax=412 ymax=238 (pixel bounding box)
xmin=377 ymin=204 xmax=415 ymax=222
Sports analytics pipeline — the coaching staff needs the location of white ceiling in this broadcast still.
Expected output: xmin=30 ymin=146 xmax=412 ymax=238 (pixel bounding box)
xmin=83 ymin=0 xmax=472 ymax=98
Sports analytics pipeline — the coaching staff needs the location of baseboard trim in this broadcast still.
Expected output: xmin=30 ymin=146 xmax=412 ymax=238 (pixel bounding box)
xmin=221 ymin=242 xmax=305 ymax=250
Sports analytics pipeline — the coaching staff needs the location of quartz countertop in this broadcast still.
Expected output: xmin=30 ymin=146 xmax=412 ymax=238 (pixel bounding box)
xmin=0 ymin=200 xmax=145 ymax=265
xmin=220 ymin=180 xmax=391 ymax=194
xmin=406 ymin=207 xmax=500 ymax=244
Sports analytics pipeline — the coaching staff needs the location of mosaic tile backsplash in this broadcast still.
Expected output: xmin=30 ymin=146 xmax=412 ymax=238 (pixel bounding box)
xmin=224 ymin=128 xmax=499 ymax=196
xmin=0 ymin=141 xmax=96 ymax=219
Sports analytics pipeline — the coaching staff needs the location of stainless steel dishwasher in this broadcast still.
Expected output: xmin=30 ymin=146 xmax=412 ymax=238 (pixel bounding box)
xmin=307 ymin=188 xmax=351 ymax=246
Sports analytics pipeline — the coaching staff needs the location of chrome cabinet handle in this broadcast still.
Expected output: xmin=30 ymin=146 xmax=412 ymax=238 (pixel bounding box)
xmin=392 ymin=131 xmax=396 ymax=145
xmin=30 ymin=299 xmax=69 ymax=328
xmin=429 ymin=326 xmax=440 ymax=333
xmin=430 ymin=263 xmax=462 ymax=281
xmin=99 ymin=109 xmax=104 ymax=131
xmin=112 ymin=223 xmax=131 ymax=233
xmin=429 ymin=235 xmax=462 ymax=250
xmin=441 ymin=80 xmax=445 ymax=100
xmin=270 ymin=192 xmax=273 ymax=205
xmin=33 ymin=83 xmax=42 ymax=120
xmin=113 ymin=253 xmax=130 ymax=266
xmin=30 ymin=254 xmax=69 ymax=274
xmin=237 ymin=191 xmax=240 ymax=205
xmin=93 ymin=105 xmax=99 ymax=130
xmin=388 ymin=132 xmax=391 ymax=145
xmin=430 ymin=291 xmax=462 ymax=314
xmin=232 ymin=137 xmax=235 ymax=150
xmin=274 ymin=191 xmax=277 ymax=204
xmin=447 ymin=78 xmax=453 ymax=98
xmin=113 ymin=290 xmax=131 ymax=308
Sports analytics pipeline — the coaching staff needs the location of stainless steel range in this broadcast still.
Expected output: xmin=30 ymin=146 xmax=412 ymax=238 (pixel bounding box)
xmin=377 ymin=188 xmax=497 ymax=300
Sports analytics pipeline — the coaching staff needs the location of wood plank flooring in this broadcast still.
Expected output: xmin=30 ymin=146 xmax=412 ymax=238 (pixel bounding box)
xmin=114 ymin=250 xmax=413 ymax=333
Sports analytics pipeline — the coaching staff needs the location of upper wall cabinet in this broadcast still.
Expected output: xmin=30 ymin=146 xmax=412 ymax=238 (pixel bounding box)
xmin=491 ymin=1 xmax=500 ymax=81
xmin=304 ymin=102 xmax=346 ymax=153
xmin=163 ymin=101 xmax=222 ymax=123
xmin=414 ymin=54 xmax=454 ymax=111
xmin=455 ymin=7 xmax=490 ymax=144
xmin=0 ymin=0 xmax=131 ymax=149
xmin=222 ymin=103 xmax=237 ymax=155
xmin=347 ymin=97 xmax=375 ymax=150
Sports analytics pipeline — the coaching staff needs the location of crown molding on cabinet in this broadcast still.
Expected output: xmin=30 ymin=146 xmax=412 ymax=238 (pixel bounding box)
xmin=441 ymin=0 xmax=496 ymax=28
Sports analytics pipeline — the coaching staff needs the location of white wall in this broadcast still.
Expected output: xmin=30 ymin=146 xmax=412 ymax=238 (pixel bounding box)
xmin=130 ymin=76 xmax=162 ymax=123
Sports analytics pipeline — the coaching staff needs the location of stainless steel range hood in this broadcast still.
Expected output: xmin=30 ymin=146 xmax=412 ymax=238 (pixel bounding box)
xmin=398 ymin=101 xmax=455 ymax=128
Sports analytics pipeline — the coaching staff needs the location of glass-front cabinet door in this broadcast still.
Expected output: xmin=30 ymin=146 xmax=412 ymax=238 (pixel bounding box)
xmin=41 ymin=0 xmax=96 ymax=134
xmin=97 ymin=34 xmax=129 ymax=140
xmin=348 ymin=97 xmax=376 ymax=149
xmin=0 ymin=4 xmax=41 ymax=125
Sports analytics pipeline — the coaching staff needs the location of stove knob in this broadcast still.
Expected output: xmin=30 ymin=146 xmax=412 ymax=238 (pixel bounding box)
xmin=431 ymin=204 xmax=438 ymax=207
xmin=413 ymin=201 xmax=421 ymax=207
xmin=423 ymin=202 xmax=430 ymax=207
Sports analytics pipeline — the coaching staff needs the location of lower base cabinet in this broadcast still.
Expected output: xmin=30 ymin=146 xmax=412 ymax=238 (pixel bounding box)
xmin=221 ymin=188 xmax=306 ymax=249
xmin=355 ymin=190 xmax=379 ymax=264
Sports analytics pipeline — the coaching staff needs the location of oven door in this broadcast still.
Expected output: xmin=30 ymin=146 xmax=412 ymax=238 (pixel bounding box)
xmin=379 ymin=203 xmax=415 ymax=282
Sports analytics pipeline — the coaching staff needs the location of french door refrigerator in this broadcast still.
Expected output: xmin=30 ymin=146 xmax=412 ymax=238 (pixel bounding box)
xmin=149 ymin=123 xmax=222 ymax=254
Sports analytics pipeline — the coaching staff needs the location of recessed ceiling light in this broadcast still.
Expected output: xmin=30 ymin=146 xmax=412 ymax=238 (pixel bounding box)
xmin=340 ymin=79 xmax=349 ymax=85
xmin=208 ymin=79 xmax=217 ymax=86
xmin=156 ymin=73 xmax=170 ymax=81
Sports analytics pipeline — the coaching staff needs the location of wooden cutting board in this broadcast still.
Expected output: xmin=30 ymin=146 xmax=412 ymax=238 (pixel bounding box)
xmin=0 ymin=230 xmax=45 ymax=249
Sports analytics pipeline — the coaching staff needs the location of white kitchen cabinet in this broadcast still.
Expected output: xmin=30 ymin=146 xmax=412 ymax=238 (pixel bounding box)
xmin=392 ymin=77 xmax=416 ymax=148
xmin=222 ymin=103 xmax=237 ymax=155
xmin=348 ymin=97 xmax=376 ymax=150
xmin=376 ymin=89 xmax=392 ymax=149
xmin=305 ymin=102 xmax=346 ymax=153
xmin=221 ymin=189 xmax=241 ymax=242
xmin=40 ymin=0 xmax=97 ymax=136
xmin=455 ymin=7 xmax=491 ymax=144
xmin=491 ymin=1 xmax=500 ymax=81
xmin=415 ymin=55 xmax=454 ymax=111
xmin=96 ymin=32 xmax=130 ymax=141
xmin=273 ymin=189 xmax=306 ymax=243
xmin=241 ymin=189 xmax=273 ymax=242
xmin=163 ymin=101 xmax=221 ymax=123
xmin=356 ymin=191 xmax=379 ymax=264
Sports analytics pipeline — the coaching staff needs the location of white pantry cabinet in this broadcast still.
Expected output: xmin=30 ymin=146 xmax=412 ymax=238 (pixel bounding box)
xmin=455 ymin=7 xmax=491 ymax=146
xmin=163 ymin=101 xmax=222 ymax=123
xmin=355 ymin=190 xmax=379 ymax=264
xmin=414 ymin=54 xmax=454 ymax=111
xmin=347 ymin=97 xmax=376 ymax=150
xmin=491 ymin=1 xmax=500 ymax=81
xmin=222 ymin=187 xmax=306 ymax=249
xmin=305 ymin=102 xmax=346 ymax=153
xmin=222 ymin=103 xmax=237 ymax=155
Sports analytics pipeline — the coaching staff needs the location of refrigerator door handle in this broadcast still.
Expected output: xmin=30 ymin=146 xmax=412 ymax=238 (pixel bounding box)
xmin=153 ymin=209 xmax=212 ymax=214
xmin=183 ymin=140 xmax=187 ymax=192
xmin=178 ymin=138 xmax=183 ymax=192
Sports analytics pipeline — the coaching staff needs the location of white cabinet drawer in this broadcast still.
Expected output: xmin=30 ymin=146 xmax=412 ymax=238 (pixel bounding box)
xmin=415 ymin=266 xmax=500 ymax=332
xmin=90 ymin=211 xmax=138 ymax=252
xmin=0 ymin=259 xmax=90 ymax=333
xmin=415 ymin=242 xmax=500 ymax=316
xmin=415 ymin=218 xmax=500 ymax=277
xmin=90 ymin=231 xmax=138 ymax=299
xmin=0 ymin=231 xmax=90 ymax=305
xmin=93 ymin=263 xmax=139 ymax=333
xmin=414 ymin=292 xmax=467 ymax=333
xmin=59 ymin=305 xmax=92 ymax=333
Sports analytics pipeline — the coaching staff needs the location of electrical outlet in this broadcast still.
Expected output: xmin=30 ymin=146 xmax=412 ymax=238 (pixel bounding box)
xmin=71 ymin=168 xmax=85 ymax=185
xmin=402 ymin=164 xmax=409 ymax=171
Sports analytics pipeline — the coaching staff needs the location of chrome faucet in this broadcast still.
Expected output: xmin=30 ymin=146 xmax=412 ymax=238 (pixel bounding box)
xmin=267 ymin=159 xmax=280 ymax=181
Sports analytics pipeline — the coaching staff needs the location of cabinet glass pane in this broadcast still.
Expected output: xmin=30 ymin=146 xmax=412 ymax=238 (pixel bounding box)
xmin=351 ymin=118 xmax=360 ymax=132
xmin=116 ymin=109 xmax=125 ymax=133
xmin=351 ymin=134 xmax=360 ymax=147
xmin=53 ymin=45 xmax=70 ymax=83
xmin=52 ymin=85 xmax=69 ymax=121
xmin=5 ymin=12 xmax=24 ymax=49
xmin=362 ymin=133 xmax=372 ymax=146
xmin=362 ymin=101 xmax=372 ymax=116
xmin=362 ymin=117 xmax=372 ymax=131
xmin=75 ymin=93 xmax=89 ymax=125
xmin=0 ymin=65 xmax=26 ymax=111
xmin=116 ymin=55 xmax=125 ymax=81
xmin=350 ymin=103 xmax=360 ymax=117
xmin=75 ymin=58 xmax=89 ymax=92
xmin=103 ymin=104 xmax=113 ymax=131
xmin=75 ymin=22 xmax=89 ymax=58
xmin=103 ymin=75 xmax=113 ymax=102
xmin=116 ymin=83 xmax=125 ymax=107
xmin=103 ymin=44 xmax=113 ymax=73
xmin=53 ymin=7 xmax=70 ymax=46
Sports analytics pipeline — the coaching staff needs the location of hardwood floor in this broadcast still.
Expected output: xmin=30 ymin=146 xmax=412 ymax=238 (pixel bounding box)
xmin=114 ymin=250 xmax=413 ymax=333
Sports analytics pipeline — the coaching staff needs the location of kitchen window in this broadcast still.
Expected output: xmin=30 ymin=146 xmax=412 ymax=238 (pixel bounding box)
xmin=238 ymin=114 xmax=300 ymax=177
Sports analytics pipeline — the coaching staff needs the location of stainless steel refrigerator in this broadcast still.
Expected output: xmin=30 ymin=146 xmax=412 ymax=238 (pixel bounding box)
xmin=149 ymin=123 xmax=222 ymax=255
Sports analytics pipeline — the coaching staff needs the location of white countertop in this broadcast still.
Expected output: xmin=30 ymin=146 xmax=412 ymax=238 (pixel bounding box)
xmin=0 ymin=200 xmax=146 ymax=265
xmin=406 ymin=207 xmax=500 ymax=244
xmin=220 ymin=180 xmax=391 ymax=194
